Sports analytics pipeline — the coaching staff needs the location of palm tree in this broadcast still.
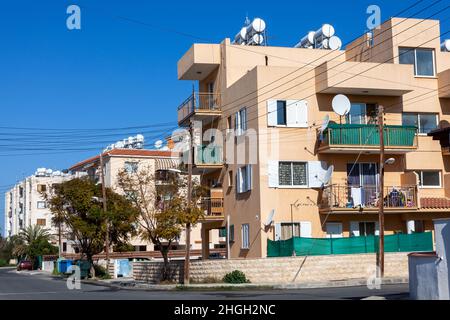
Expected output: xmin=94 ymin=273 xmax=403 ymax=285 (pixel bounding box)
xmin=13 ymin=225 xmax=56 ymax=267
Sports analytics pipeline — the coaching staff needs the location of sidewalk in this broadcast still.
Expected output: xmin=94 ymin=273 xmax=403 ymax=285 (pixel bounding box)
xmin=89 ymin=277 xmax=408 ymax=291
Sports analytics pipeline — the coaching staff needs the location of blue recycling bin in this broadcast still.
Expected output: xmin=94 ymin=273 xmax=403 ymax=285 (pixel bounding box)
xmin=58 ymin=260 xmax=73 ymax=274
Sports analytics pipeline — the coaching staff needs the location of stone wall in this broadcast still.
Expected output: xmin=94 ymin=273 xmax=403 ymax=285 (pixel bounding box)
xmin=133 ymin=252 xmax=409 ymax=284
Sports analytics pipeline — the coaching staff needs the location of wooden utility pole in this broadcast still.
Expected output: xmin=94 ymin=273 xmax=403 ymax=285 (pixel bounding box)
xmin=377 ymin=105 xmax=385 ymax=278
xmin=99 ymin=153 xmax=110 ymax=268
xmin=184 ymin=121 xmax=193 ymax=285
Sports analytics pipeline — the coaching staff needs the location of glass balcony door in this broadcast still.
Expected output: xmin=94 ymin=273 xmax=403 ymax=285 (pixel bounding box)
xmin=347 ymin=163 xmax=379 ymax=207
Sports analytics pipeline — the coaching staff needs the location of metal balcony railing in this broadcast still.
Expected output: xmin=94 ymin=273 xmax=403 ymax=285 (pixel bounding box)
xmin=177 ymin=92 xmax=221 ymax=124
xmin=321 ymin=124 xmax=418 ymax=149
xmin=200 ymin=197 xmax=224 ymax=217
xmin=320 ymin=184 xmax=418 ymax=210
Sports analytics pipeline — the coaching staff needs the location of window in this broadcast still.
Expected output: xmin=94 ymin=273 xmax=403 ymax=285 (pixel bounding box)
xmin=36 ymin=219 xmax=46 ymax=226
xmin=359 ymin=222 xmax=376 ymax=236
xmin=229 ymin=225 xmax=235 ymax=243
xmin=326 ymin=223 xmax=343 ymax=238
xmin=277 ymin=101 xmax=287 ymax=125
xmin=124 ymin=161 xmax=139 ymax=174
xmin=399 ymin=47 xmax=435 ymax=77
xmin=402 ymin=113 xmax=438 ymax=134
xmin=241 ymin=224 xmax=250 ymax=249
xmin=414 ymin=221 xmax=425 ymax=233
xmin=346 ymin=103 xmax=378 ymax=124
xmin=236 ymin=165 xmax=252 ymax=194
xmin=37 ymin=184 xmax=47 ymax=192
xmin=235 ymin=107 xmax=247 ymax=136
xmin=417 ymin=171 xmax=441 ymax=188
xmin=135 ymin=245 xmax=147 ymax=252
xmin=37 ymin=201 xmax=47 ymax=209
xmin=62 ymin=242 xmax=67 ymax=252
xmin=279 ymin=162 xmax=307 ymax=187
xmin=267 ymin=100 xmax=308 ymax=127
xmin=219 ymin=228 xmax=227 ymax=238
xmin=227 ymin=116 xmax=232 ymax=130
xmin=280 ymin=223 xmax=301 ymax=240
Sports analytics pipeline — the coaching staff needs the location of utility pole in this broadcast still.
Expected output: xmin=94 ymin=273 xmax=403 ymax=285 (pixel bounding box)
xmin=99 ymin=153 xmax=110 ymax=269
xmin=184 ymin=120 xmax=193 ymax=285
xmin=377 ymin=105 xmax=385 ymax=278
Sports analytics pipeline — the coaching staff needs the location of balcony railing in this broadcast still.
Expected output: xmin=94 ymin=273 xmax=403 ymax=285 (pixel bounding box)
xmin=320 ymin=184 xmax=418 ymax=211
xmin=320 ymin=124 xmax=418 ymax=151
xmin=178 ymin=92 xmax=221 ymax=124
xmin=196 ymin=145 xmax=223 ymax=166
xmin=200 ymin=197 xmax=224 ymax=218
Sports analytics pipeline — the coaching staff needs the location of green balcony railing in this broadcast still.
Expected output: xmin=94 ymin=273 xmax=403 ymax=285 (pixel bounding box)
xmin=322 ymin=124 xmax=418 ymax=148
xmin=196 ymin=145 xmax=223 ymax=165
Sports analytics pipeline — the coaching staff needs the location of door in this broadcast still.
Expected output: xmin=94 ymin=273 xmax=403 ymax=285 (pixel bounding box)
xmin=326 ymin=223 xmax=343 ymax=238
xmin=347 ymin=163 xmax=379 ymax=207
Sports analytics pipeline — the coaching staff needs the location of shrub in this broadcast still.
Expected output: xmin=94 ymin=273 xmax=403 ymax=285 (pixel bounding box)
xmin=222 ymin=270 xmax=250 ymax=284
xmin=0 ymin=259 xmax=8 ymax=267
xmin=93 ymin=264 xmax=111 ymax=280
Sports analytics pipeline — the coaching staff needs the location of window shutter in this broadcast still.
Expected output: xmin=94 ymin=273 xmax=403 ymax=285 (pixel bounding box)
xmin=241 ymin=108 xmax=247 ymax=131
xmin=237 ymin=167 xmax=245 ymax=194
xmin=350 ymin=222 xmax=360 ymax=237
xmin=274 ymin=223 xmax=282 ymax=241
xmin=246 ymin=165 xmax=252 ymax=192
xmin=235 ymin=112 xmax=241 ymax=136
xmin=308 ymin=161 xmax=328 ymax=188
xmin=268 ymin=161 xmax=279 ymax=188
xmin=286 ymin=100 xmax=308 ymax=128
xmin=267 ymin=100 xmax=278 ymax=127
xmin=300 ymin=222 xmax=312 ymax=238
xmin=375 ymin=222 xmax=380 ymax=236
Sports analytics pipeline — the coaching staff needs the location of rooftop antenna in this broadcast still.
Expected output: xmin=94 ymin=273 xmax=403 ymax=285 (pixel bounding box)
xmin=264 ymin=209 xmax=276 ymax=227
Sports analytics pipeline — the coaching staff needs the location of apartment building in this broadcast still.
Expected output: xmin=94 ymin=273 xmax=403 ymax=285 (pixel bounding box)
xmin=4 ymin=169 xmax=81 ymax=253
xmin=175 ymin=17 xmax=450 ymax=259
xmin=69 ymin=148 xmax=225 ymax=252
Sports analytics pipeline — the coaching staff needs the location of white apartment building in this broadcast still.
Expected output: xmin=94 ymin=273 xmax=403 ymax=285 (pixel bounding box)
xmin=4 ymin=168 xmax=83 ymax=254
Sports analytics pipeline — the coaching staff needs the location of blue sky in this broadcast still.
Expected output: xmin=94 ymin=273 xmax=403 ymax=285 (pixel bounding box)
xmin=1 ymin=0 xmax=449 ymax=235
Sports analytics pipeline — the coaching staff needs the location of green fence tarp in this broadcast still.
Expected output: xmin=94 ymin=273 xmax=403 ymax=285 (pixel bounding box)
xmin=267 ymin=232 xmax=433 ymax=258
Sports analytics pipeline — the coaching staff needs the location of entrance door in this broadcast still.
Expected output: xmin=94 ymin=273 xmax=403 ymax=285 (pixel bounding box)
xmin=347 ymin=163 xmax=379 ymax=207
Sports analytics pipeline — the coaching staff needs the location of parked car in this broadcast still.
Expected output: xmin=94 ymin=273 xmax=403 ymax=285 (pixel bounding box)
xmin=17 ymin=260 xmax=33 ymax=271
xmin=208 ymin=253 xmax=225 ymax=260
xmin=128 ymin=257 xmax=151 ymax=262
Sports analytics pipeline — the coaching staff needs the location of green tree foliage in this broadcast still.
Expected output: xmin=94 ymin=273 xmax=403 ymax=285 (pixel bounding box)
xmin=44 ymin=178 xmax=139 ymax=276
xmin=117 ymin=164 xmax=206 ymax=281
xmin=12 ymin=225 xmax=58 ymax=267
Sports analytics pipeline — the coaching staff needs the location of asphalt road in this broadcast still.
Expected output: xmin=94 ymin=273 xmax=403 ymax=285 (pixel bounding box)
xmin=0 ymin=267 xmax=410 ymax=300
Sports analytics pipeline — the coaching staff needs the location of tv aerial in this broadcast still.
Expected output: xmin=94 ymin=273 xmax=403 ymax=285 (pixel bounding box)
xmin=264 ymin=209 xmax=276 ymax=227
xmin=332 ymin=94 xmax=351 ymax=116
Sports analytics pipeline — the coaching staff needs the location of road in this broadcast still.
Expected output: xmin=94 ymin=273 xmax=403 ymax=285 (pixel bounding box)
xmin=0 ymin=268 xmax=410 ymax=300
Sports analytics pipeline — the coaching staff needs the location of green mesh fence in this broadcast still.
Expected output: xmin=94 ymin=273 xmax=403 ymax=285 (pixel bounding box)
xmin=267 ymin=232 xmax=433 ymax=258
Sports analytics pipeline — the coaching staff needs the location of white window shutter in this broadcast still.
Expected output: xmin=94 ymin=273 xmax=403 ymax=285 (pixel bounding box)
xmin=286 ymin=100 xmax=308 ymax=128
xmin=267 ymin=100 xmax=278 ymax=127
xmin=350 ymin=222 xmax=360 ymax=237
xmin=236 ymin=170 xmax=241 ymax=194
xmin=246 ymin=165 xmax=252 ymax=192
xmin=235 ymin=112 xmax=241 ymax=136
xmin=268 ymin=161 xmax=279 ymax=188
xmin=274 ymin=223 xmax=282 ymax=241
xmin=300 ymin=222 xmax=312 ymax=238
xmin=308 ymin=161 xmax=328 ymax=188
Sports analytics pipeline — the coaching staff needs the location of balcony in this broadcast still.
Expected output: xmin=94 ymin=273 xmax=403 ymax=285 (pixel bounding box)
xmin=178 ymin=92 xmax=222 ymax=126
xmin=315 ymin=61 xmax=414 ymax=96
xmin=320 ymin=184 xmax=418 ymax=214
xmin=177 ymin=44 xmax=221 ymax=81
xmin=200 ymin=197 xmax=224 ymax=221
xmin=194 ymin=144 xmax=223 ymax=171
xmin=319 ymin=124 xmax=418 ymax=154
xmin=438 ymin=69 xmax=450 ymax=98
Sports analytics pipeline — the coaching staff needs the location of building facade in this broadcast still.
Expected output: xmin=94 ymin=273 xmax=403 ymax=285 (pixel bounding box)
xmin=175 ymin=18 xmax=450 ymax=258
xmin=4 ymin=169 xmax=82 ymax=253
xmin=69 ymin=148 xmax=225 ymax=252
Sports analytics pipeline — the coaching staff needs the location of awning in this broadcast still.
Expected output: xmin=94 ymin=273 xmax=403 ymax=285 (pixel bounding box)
xmin=155 ymin=158 xmax=180 ymax=171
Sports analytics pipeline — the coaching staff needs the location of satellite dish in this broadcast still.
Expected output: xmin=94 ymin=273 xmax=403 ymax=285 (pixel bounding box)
xmin=154 ymin=140 xmax=163 ymax=150
xmin=320 ymin=115 xmax=330 ymax=133
xmin=265 ymin=209 xmax=276 ymax=227
xmin=332 ymin=94 xmax=351 ymax=116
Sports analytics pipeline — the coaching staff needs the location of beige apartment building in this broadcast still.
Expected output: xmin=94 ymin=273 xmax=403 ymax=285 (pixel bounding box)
xmin=4 ymin=169 xmax=83 ymax=253
xmin=69 ymin=148 xmax=225 ymax=252
xmin=175 ymin=17 xmax=450 ymax=259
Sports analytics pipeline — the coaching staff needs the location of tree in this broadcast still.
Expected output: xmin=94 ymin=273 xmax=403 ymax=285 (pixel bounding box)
xmin=12 ymin=225 xmax=58 ymax=268
xmin=117 ymin=165 xmax=205 ymax=281
xmin=44 ymin=178 xmax=139 ymax=277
